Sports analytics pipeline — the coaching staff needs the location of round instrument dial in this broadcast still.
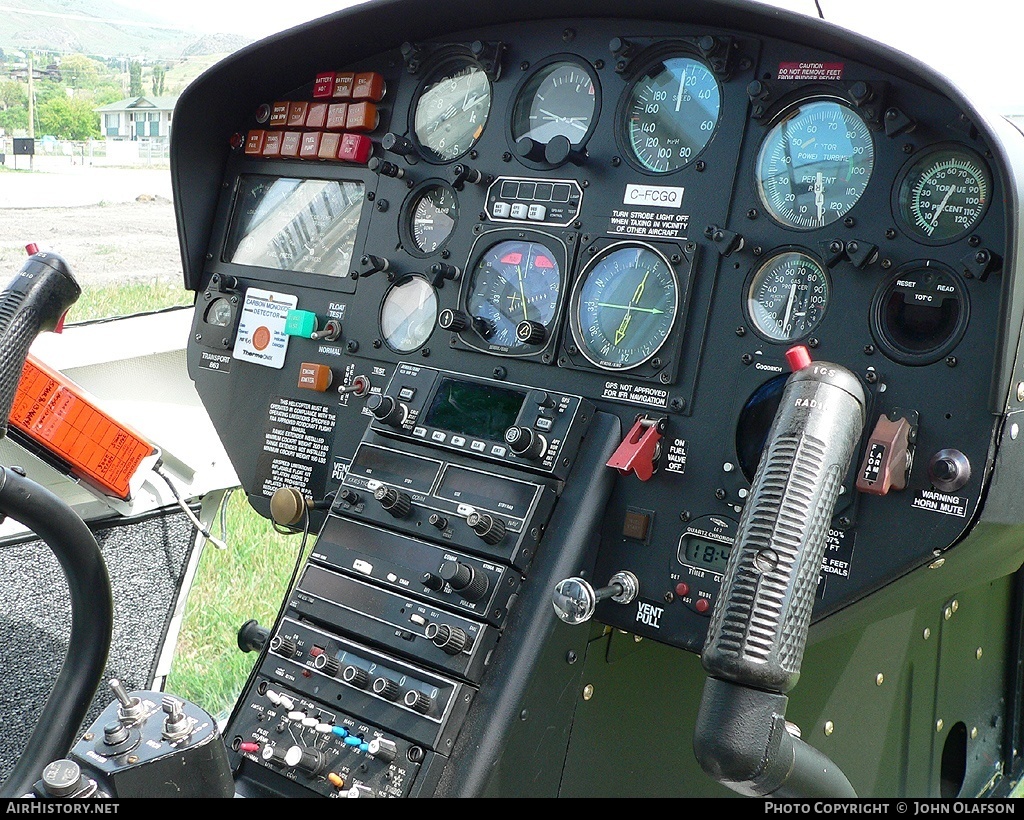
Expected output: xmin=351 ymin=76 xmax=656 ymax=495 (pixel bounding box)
xmin=403 ymin=182 xmax=458 ymax=256
xmin=570 ymin=243 xmax=678 ymax=370
xmin=465 ymin=239 xmax=562 ymax=350
xmin=511 ymin=59 xmax=599 ymax=152
xmin=896 ymin=146 xmax=991 ymax=243
xmin=745 ymin=251 xmax=830 ymax=343
xmin=412 ymin=57 xmax=491 ymax=162
xmin=871 ymin=262 xmax=969 ymax=365
xmin=622 ymin=55 xmax=721 ymax=173
xmin=380 ymin=275 xmax=438 ymax=353
xmin=755 ymin=99 xmax=874 ymax=230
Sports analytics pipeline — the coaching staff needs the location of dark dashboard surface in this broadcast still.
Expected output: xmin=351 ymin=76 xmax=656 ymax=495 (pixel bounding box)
xmin=176 ymin=0 xmax=1023 ymax=653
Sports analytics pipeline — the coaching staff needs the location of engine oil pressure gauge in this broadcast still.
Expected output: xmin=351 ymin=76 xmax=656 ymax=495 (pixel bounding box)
xmin=895 ymin=146 xmax=991 ymax=243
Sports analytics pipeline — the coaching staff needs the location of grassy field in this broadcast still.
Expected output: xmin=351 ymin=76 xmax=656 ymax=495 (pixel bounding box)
xmin=164 ymin=490 xmax=309 ymax=720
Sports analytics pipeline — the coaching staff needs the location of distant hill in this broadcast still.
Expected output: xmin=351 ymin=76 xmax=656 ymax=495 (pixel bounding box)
xmin=0 ymin=0 xmax=252 ymax=59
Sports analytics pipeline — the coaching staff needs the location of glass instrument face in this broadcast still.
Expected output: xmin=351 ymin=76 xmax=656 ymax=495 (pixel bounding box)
xmin=623 ymin=55 xmax=721 ymax=173
xmin=413 ymin=58 xmax=492 ymax=162
xmin=465 ymin=240 xmax=562 ymax=349
xmin=896 ymin=147 xmax=991 ymax=243
xmin=380 ymin=275 xmax=438 ymax=352
xmin=745 ymin=251 xmax=830 ymax=343
xmin=405 ymin=183 xmax=458 ymax=255
xmin=755 ymin=99 xmax=874 ymax=230
xmin=225 ymin=176 xmax=365 ymax=275
xmin=571 ymin=243 xmax=678 ymax=370
xmin=511 ymin=59 xmax=598 ymax=149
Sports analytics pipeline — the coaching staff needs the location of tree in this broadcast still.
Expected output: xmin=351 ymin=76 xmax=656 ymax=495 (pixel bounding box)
xmin=129 ymin=60 xmax=142 ymax=96
xmin=152 ymin=64 xmax=166 ymax=96
xmin=58 ymin=54 xmax=107 ymax=90
xmin=36 ymin=95 xmax=99 ymax=140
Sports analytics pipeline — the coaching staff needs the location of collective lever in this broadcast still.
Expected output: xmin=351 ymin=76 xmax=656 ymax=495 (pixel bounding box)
xmin=694 ymin=347 xmax=865 ymax=798
xmin=551 ymin=571 xmax=639 ymax=625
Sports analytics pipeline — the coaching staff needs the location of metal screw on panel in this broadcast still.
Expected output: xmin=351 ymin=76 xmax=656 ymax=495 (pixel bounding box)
xmin=1016 ymin=382 xmax=1024 ymax=402
xmin=582 ymin=685 xmax=594 ymax=701
xmin=566 ymin=651 xmax=577 ymax=664
xmin=944 ymin=606 xmax=953 ymax=620
xmin=976 ymin=647 xmax=983 ymax=660
xmin=936 ymin=719 xmax=944 ymax=732
xmin=741 ymin=353 xmax=753 ymax=365
xmin=971 ymin=727 xmax=978 ymax=739
xmin=824 ymin=721 xmax=834 ymax=736
xmin=946 ymin=356 xmax=957 ymax=367
xmin=864 ymin=345 xmax=875 ymax=355
xmin=695 ymin=161 xmax=706 ymax=172
xmin=876 ymin=674 xmax=884 ymax=686
xmin=923 ymin=628 xmax=931 ymax=640
xmin=1012 ymin=423 xmax=1020 ymax=440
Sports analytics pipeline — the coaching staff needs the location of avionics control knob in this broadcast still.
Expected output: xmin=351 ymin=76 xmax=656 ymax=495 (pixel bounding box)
xmin=342 ymin=665 xmax=369 ymax=689
xmin=367 ymin=737 xmax=399 ymax=762
xmin=313 ymin=654 xmax=341 ymax=677
xmin=372 ymin=677 xmax=400 ymax=701
xmin=375 ymin=485 xmax=412 ymax=518
xmin=439 ymin=560 xmax=488 ymax=601
xmin=438 ymin=308 xmax=469 ymax=332
xmin=516 ymin=319 xmax=546 ymax=345
xmin=504 ymin=425 xmax=546 ymax=460
xmin=466 ymin=511 xmax=506 ymax=545
xmin=294 ymin=746 xmax=327 ymax=775
xmin=403 ymin=690 xmax=433 ymax=714
xmin=261 ymin=745 xmax=288 ymax=766
xmin=366 ymin=393 xmax=407 ymax=428
xmin=425 ymin=622 xmax=470 ymax=655
xmin=270 ymin=635 xmax=298 ymax=658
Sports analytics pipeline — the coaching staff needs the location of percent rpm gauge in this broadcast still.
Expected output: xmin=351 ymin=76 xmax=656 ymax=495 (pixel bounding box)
xmin=755 ymin=99 xmax=874 ymax=230
xmin=745 ymin=251 xmax=830 ymax=343
xmin=570 ymin=243 xmax=678 ymax=370
xmin=896 ymin=146 xmax=991 ymax=243
xmin=622 ymin=55 xmax=721 ymax=173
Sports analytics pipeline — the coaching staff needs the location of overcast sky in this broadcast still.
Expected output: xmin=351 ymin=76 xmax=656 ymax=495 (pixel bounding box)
xmin=110 ymin=0 xmax=1022 ymax=112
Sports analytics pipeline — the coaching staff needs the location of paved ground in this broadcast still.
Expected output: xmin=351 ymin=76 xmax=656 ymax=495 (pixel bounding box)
xmin=0 ymin=159 xmax=181 ymax=286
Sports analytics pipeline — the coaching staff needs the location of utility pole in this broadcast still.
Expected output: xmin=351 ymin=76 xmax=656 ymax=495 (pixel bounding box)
xmin=27 ymin=52 xmax=35 ymax=138
xmin=27 ymin=52 xmax=35 ymax=170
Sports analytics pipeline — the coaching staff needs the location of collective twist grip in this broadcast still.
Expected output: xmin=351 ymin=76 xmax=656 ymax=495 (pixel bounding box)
xmin=701 ymin=361 xmax=866 ymax=694
xmin=0 ymin=250 xmax=81 ymax=439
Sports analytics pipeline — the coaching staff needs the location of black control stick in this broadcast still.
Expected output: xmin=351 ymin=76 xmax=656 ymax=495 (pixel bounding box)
xmin=0 ymin=249 xmax=113 ymax=799
xmin=694 ymin=351 xmax=865 ymax=797
xmin=0 ymin=246 xmax=81 ymax=438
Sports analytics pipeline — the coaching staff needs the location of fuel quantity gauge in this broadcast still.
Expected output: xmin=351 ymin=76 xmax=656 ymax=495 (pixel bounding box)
xmin=896 ymin=146 xmax=991 ymax=243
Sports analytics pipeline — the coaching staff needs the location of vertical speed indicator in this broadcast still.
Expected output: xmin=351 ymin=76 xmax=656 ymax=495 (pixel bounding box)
xmin=755 ymin=99 xmax=874 ymax=230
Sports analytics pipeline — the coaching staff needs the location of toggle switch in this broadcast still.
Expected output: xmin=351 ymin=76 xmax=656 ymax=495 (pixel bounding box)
xmin=606 ymin=416 xmax=666 ymax=481
xmin=856 ymin=410 xmax=917 ymax=495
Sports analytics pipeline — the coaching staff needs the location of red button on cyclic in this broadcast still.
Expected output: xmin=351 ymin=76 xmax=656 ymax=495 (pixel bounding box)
xmin=695 ymin=597 xmax=711 ymax=614
xmin=675 ymin=582 xmax=690 ymax=597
